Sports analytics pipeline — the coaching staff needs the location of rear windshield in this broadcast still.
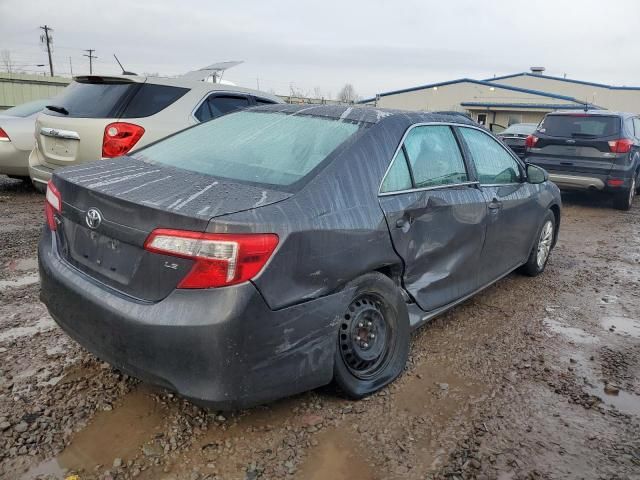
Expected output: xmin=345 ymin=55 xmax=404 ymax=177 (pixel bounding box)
xmin=538 ymin=115 xmax=620 ymax=138
xmin=2 ymin=99 xmax=49 ymax=117
xmin=134 ymin=111 xmax=363 ymax=188
xmin=45 ymin=80 xmax=188 ymax=118
xmin=501 ymin=123 xmax=537 ymax=135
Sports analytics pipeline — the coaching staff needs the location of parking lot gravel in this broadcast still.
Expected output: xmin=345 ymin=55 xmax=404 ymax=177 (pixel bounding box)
xmin=1 ymin=175 xmax=639 ymax=479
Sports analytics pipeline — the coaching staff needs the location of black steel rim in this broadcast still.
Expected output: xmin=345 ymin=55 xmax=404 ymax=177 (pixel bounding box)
xmin=339 ymin=294 xmax=393 ymax=379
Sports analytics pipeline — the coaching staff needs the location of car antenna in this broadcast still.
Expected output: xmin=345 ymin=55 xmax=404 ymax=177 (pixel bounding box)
xmin=113 ymin=54 xmax=137 ymax=75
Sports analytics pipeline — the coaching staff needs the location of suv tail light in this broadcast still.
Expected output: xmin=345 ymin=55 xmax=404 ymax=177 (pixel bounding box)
xmin=0 ymin=127 xmax=10 ymax=141
xmin=525 ymin=135 xmax=538 ymax=148
xmin=45 ymin=180 xmax=62 ymax=231
xmin=608 ymin=138 xmax=633 ymax=154
xmin=144 ymin=229 xmax=279 ymax=289
xmin=102 ymin=122 xmax=145 ymax=158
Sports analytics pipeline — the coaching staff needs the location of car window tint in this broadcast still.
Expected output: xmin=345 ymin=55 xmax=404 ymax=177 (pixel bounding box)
xmin=255 ymin=98 xmax=277 ymax=106
xmin=45 ymin=80 xmax=136 ymax=118
xmin=120 ymin=84 xmax=189 ymax=118
xmin=459 ymin=127 xmax=521 ymax=184
xmin=538 ymin=115 xmax=620 ymax=137
xmin=209 ymin=95 xmax=250 ymax=117
xmin=381 ymin=149 xmax=412 ymax=193
xmin=403 ymin=126 xmax=468 ymax=188
xmin=135 ymin=111 xmax=363 ymax=188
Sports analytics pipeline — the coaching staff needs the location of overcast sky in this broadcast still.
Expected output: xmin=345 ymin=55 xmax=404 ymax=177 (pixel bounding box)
xmin=1 ymin=0 xmax=639 ymax=99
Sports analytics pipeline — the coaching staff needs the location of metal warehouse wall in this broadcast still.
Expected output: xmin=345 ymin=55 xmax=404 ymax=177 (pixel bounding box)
xmin=0 ymin=73 xmax=70 ymax=111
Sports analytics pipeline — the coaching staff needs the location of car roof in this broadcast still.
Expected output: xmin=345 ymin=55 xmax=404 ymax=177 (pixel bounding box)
xmin=249 ymin=103 xmax=479 ymax=127
xmin=72 ymin=74 xmax=282 ymax=103
xmin=548 ymin=109 xmax=636 ymax=118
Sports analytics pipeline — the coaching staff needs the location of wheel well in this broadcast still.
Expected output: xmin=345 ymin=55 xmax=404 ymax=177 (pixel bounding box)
xmin=374 ymin=264 xmax=410 ymax=302
xmin=549 ymin=204 xmax=560 ymax=247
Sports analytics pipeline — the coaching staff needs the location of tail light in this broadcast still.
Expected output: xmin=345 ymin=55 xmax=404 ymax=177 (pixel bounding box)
xmin=607 ymin=179 xmax=624 ymax=187
xmin=102 ymin=122 xmax=145 ymax=158
xmin=525 ymin=135 xmax=538 ymax=148
xmin=608 ymin=138 xmax=633 ymax=154
xmin=45 ymin=180 xmax=62 ymax=231
xmin=0 ymin=127 xmax=10 ymax=141
xmin=144 ymin=229 xmax=279 ymax=289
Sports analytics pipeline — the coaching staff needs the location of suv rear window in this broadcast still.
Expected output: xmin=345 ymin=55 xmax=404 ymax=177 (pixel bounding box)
xmin=539 ymin=115 xmax=620 ymax=138
xmin=135 ymin=111 xmax=363 ymax=188
xmin=46 ymin=79 xmax=188 ymax=118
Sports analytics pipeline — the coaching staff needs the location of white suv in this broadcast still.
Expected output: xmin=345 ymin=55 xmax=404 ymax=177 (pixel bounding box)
xmin=29 ymin=74 xmax=282 ymax=190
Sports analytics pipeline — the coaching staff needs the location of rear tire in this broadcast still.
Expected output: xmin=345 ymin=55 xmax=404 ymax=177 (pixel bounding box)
xmin=333 ymin=272 xmax=410 ymax=399
xmin=520 ymin=210 xmax=555 ymax=277
xmin=613 ymin=177 xmax=635 ymax=211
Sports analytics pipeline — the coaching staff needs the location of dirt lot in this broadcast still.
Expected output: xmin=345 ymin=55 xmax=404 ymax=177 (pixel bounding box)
xmin=0 ymin=176 xmax=639 ymax=480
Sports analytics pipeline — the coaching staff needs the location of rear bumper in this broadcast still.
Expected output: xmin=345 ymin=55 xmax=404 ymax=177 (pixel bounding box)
xmin=39 ymin=228 xmax=349 ymax=409
xmin=28 ymin=147 xmax=54 ymax=185
xmin=0 ymin=142 xmax=30 ymax=177
xmin=548 ymin=173 xmax=606 ymax=191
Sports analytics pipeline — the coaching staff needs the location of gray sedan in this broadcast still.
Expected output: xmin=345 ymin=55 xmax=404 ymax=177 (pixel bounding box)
xmin=38 ymin=105 xmax=561 ymax=408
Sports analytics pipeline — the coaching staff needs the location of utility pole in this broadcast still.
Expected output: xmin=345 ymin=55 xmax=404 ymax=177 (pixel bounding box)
xmin=83 ymin=49 xmax=97 ymax=74
xmin=69 ymin=56 xmax=73 ymax=76
xmin=39 ymin=25 xmax=54 ymax=77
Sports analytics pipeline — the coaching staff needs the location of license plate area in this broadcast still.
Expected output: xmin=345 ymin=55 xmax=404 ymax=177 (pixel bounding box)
xmin=41 ymin=135 xmax=79 ymax=164
xmin=68 ymin=225 xmax=140 ymax=285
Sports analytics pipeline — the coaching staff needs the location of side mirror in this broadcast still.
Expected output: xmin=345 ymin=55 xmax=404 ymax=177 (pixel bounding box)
xmin=526 ymin=164 xmax=548 ymax=184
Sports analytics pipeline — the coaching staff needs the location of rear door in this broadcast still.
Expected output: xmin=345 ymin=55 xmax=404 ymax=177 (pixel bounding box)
xmin=458 ymin=126 xmax=541 ymax=285
xmin=378 ymin=124 xmax=487 ymax=312
xmin=526 ymin=114 xmax=621 ymax=176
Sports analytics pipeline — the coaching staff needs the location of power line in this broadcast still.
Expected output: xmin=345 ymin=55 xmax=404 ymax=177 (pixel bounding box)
xmin=39 ymin=25 xmax=54 ymax=76
xmin=83 ymin=49 xmax=97 ymax=74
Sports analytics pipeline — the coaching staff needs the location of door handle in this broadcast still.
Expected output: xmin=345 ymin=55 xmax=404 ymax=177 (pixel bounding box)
xmin=395 ymin=216 xmax=413 ymax=229
xmin=488 ymin=199 xmax=503 ymax=211
xmin=560 ymin=162 xmax=574 ymax=166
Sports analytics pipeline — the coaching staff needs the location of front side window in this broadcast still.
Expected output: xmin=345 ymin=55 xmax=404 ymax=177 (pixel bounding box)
xmin=459 ymin=127 xmax=521 ymax=185
xmin=404 ymin=126 xmax=468 ymax=188
xmin=135 ymin=110 xmax=362 ymax=188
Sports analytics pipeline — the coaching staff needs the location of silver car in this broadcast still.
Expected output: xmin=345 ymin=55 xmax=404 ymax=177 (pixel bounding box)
xmin=0 ymin=99 xmax=49 ymax=181
xmin=29 ymin=74 xmax=282 ymax=190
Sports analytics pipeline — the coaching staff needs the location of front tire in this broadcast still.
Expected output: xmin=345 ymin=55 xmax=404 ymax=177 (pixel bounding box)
xmin=334 ymin=272 xmax=410 ymax=399
xmin=520 ymin=210 xmax=555 ymax=277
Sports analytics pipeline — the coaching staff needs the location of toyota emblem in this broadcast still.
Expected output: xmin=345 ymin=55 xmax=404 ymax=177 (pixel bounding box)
xmin=85 ymin=208 xmax=103 ymax=230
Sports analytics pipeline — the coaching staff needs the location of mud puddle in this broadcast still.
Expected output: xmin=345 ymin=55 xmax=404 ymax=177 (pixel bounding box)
xmin=585 ymin=384 xmax=640 ymax=417
xmin=0 ymin=273 xmax=39 ymax=290
xmin=600 ymin=315 xmax=640 ymax=338
xmin=543 ymin=318 xmax=599 ymax=344
xmin=296 ymin=428 xmax=376 ymax=480
xmin=0 ymin=315 xmax=56 ymax=342
xmin=21 ymin=386 xmax=166 ymax=479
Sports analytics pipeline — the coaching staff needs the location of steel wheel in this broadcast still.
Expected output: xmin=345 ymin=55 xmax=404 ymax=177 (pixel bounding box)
xmin=338 ymin=294 xmax=393 ymax=380
xmin=536 ymin=220 xmax=553 ymax=268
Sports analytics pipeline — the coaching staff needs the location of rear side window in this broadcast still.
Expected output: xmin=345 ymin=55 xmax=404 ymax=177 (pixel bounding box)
xmin=381 ymin=149 xmax=412 ymax=193
xmin=459 ymin=127 xmax=521 ymax=184
xmin=135 ymin=111 xmax=363 ymax=188
xmin=45 ymin=80 xmax=137 ymax=118
xmin=120 ymin=84 xmax=189 ymax=118
xmin=633 ymin=118 xmax=640 ymax=138
xmin=255 ymin=98 xmax=277 ymax=106
xmin=404 ymin=126 xmax=468 ymax=188
xmin=538 ymin=115 xmax=620 ymax=138
xmin=194 ymin=95 xmax=250 ymax=122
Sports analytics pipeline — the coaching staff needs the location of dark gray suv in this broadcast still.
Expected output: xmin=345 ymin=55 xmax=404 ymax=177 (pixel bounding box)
xmin=525 ymin=110 xmax=640 ymax=210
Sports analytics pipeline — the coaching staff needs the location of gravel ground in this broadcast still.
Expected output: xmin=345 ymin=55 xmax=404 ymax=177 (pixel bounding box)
xmin=0 ymin=175 xmax=639 ymax=480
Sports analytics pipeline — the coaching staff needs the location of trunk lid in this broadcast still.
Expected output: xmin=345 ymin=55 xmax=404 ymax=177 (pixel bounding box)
xmin=52 ymin=158 xmax=292 ymax=302
xmin=35 ymin=76 xmax=145 ymax=168
xmin=526 ymin=114 xmax=622 ymax=175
